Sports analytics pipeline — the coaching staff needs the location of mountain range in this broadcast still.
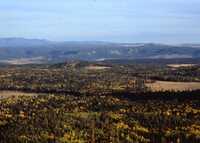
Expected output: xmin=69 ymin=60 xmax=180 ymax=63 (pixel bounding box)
xmin=0 ymin=38 xmax=200 ymax=64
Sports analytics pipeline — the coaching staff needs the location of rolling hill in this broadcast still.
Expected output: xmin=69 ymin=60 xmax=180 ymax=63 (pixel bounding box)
xmin=0 ymin=38 xmax=200 ymax=64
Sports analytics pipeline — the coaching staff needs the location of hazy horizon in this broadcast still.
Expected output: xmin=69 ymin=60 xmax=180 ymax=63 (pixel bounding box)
xmin=0 ymin=0 xmax=200 ymax=44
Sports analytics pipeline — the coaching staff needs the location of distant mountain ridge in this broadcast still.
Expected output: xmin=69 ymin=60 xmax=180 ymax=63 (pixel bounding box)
xmin=0 ymin=38 xmax=199 ymax=64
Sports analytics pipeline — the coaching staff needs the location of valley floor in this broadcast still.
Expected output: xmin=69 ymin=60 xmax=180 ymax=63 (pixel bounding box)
xmin=0 ymin=61 xmax=200 ymax=142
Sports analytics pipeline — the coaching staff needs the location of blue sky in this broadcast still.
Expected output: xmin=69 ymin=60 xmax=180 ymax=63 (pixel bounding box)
xmin=0 ymin=0 xmax=199 ymax=43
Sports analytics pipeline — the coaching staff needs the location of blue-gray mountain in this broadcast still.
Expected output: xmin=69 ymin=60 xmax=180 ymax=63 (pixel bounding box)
xmin=0 ymin=38 xmax=200 ymax=63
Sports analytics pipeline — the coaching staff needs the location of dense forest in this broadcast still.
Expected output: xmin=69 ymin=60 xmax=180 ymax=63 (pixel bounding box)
xmin=0 ymin=61 xmax=200 ymax=143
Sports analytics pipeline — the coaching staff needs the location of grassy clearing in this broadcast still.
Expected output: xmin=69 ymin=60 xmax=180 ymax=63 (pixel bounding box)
xmin=85 ymin=65 xmax=111 ymax=70
xmin=167 ymin=64 xmax=196 ymax=68
xmin=0 ymin=91 xmax=38 ymax=100
xmin=146 ymin=81 xmax=200 ymax=91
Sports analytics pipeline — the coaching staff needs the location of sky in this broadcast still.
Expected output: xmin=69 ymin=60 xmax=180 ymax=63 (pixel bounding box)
xmin=0 ymin=0 xmax=199 ymax=43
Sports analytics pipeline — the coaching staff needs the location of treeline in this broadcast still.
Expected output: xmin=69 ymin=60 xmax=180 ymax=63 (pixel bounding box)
xmin=111 ymin=90 xmax=200 ymax=101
